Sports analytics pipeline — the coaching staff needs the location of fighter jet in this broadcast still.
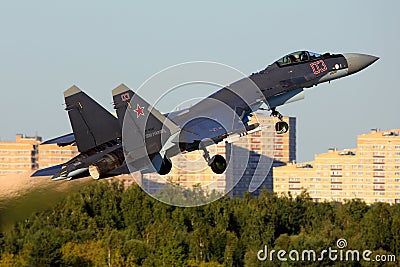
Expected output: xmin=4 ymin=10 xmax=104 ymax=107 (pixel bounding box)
xmin=32 ymin=51 xmax=378 ymax=180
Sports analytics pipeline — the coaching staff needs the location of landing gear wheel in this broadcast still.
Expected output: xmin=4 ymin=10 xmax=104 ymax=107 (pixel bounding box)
xmin=275 ymin=121 xmax=289 ymax=134
xmin=158 ymin=157 xmax=172 ymax=175
xmin=209 ymin=154 xmax=227 ymax=174
xmin=271 ymin=108 xmax=289 ymax=134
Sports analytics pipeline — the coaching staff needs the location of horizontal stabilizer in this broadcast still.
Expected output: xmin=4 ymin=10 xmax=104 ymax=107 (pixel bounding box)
xmin=42 ymin=133 xmax=75 ymax=146
xmin=31 ymin=164 xmax=63 ymax=177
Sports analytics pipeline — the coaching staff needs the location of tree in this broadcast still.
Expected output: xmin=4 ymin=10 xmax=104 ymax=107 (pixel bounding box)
xmin=361 ymin=203 xmax=393 ymax=251
xmin=61 ymin=239 xmax=106 ymax=266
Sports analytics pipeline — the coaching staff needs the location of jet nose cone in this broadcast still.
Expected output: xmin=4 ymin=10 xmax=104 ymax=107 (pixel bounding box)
xmin=343 ymin=53 xmax=379 ymax=75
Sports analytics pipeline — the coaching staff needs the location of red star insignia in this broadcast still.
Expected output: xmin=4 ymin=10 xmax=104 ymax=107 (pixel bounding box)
xmin=134 ymin=104 xmax=144 ymax=118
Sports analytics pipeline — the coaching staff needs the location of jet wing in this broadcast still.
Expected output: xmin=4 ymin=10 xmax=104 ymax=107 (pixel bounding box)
xmin=169 ymin=98 xmax=261 ymax=144
xmin=168 ymin=77 xmax=265 ymax=144
xmin=177 ymin=117 xmax=230 ymax=143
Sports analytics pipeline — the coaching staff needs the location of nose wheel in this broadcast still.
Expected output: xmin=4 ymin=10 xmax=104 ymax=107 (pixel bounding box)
xmin=271 ymin=108 xmax=289 ymax=134
xmin=275 ymin=121 xmax=289 ymax=134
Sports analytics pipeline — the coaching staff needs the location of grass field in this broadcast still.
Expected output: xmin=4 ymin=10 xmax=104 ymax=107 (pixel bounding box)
xmin=0 ymin=172 xmax=92 ymax=231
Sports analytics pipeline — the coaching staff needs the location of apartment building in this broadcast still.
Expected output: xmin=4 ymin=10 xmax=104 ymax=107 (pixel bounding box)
xmin=0 ymin=134 xmax=41 ymax=175
xmin=0 ymin=134 xmax=79 ymax=176
xmin=37 ymin=143 xmax=78 ymax=169
xmin=274 ymin=128 xmax=400 ymax=204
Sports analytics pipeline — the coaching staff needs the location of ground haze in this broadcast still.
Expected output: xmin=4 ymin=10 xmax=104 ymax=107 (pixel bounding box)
xmin=0 ymin=172 xmax=92 ymax=231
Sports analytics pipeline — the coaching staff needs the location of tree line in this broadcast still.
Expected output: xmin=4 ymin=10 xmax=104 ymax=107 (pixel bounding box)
xmin=0 ymin=181 xmax=399 ymax=266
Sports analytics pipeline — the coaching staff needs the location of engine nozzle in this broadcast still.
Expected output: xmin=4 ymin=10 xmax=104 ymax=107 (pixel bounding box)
xmin=88 ymin=151 xmax=124 ymax=179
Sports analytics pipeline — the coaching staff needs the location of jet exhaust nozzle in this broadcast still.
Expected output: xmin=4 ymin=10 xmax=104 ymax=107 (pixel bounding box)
xmin=88 ymin=151 xmax=124 ymax=179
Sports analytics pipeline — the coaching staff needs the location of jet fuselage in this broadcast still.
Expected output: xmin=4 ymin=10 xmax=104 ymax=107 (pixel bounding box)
xmin=32 ymin=50 xmax=379 ymax=180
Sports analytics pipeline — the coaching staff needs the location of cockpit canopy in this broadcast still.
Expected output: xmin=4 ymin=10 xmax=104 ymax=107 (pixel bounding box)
xmin=276 ymin=51 xmax=321 ymax=67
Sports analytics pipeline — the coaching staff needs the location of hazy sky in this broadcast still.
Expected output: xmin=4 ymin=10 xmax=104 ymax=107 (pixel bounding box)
xmin=0 ymin=1 xmax=398 ymax=162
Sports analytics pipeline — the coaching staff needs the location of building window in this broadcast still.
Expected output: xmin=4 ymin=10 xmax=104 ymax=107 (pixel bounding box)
xmin=373 ymin=158 xmax=385 ymax=164
xmin=330 ymin=164 xmax=342 ymax=170
xmin=373 ymin=178 xmax=385 ymax=183
xmin=288 ymin=177 xmax=301 ymax=183
xmin=373 ymin=185 xmax=385 ymax=190
xmin=331 ymin=184 xmax=342 ymax=190
xmin=330 ymin=171 xmax=342 ymax=177
xmin=373 ymin=165 xmax=384 ymax=170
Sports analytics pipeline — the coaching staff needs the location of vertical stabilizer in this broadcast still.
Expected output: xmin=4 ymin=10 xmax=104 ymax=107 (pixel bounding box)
xmin=64 ymin=85 xmax=121 ymax=152
xmin=112 ymin=84 xmax=180 ymax=158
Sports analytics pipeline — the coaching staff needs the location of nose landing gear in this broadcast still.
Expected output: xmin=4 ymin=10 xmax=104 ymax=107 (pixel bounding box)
xmin=275 ymin=121 xmax=289 ymax=134
xmin=271 ymin=108 xmax=289 ymax=134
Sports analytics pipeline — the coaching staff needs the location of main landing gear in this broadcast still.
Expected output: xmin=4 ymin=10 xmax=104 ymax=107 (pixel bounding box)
xmin=271 ymin=108 xmax=289 ymax=134
xmin=200 ymin=143 xmax=227 ymax=174
xmin=157 ymin=156 xmax=172 ymax=175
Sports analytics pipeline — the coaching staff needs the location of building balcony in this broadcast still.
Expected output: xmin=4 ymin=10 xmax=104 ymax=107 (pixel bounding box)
xmin=288 ymin=187 xmax=301 ymax=190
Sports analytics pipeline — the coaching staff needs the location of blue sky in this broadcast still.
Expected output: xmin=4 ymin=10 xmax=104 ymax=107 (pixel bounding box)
xmin=0 ymin=1 xmax=398 ymax=161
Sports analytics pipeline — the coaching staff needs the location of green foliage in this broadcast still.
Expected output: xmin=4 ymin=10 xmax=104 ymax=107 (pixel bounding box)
xmin=0 ymin=181 xmax=399 ymax=266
